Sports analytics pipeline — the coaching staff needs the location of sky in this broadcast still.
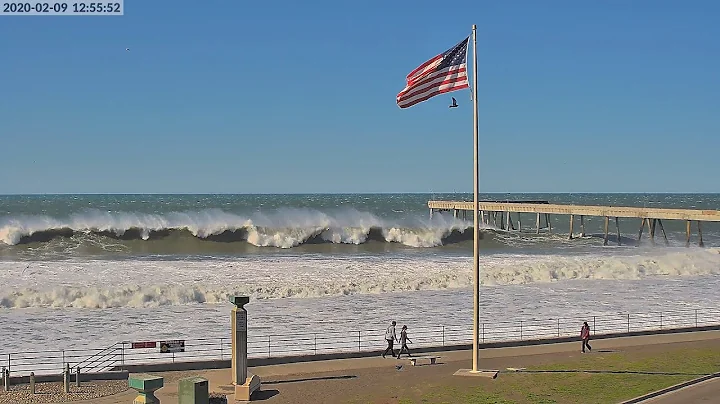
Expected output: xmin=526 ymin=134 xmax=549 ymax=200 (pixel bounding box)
xmin=1 ymin=0 xmax=719 ymax=194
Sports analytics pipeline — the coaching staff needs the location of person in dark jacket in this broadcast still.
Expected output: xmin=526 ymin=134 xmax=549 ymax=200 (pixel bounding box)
xmin=396 ymin=325 xmax=413 ymax=358
xmin=581 ymin=321 xmax=592 ymax=353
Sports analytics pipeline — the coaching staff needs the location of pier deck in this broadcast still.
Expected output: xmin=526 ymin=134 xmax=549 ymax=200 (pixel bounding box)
xmin=427 ymin=200 xmax=720 ymax=246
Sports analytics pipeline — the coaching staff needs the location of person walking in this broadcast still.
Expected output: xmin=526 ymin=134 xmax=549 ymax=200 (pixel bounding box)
xmin=396 ymin=325 xmax=413 ymax=358
xmin=382 ymin=321 xmax=399 ymax=358
xmin=580 ymin=321 xmax=592 ymax=353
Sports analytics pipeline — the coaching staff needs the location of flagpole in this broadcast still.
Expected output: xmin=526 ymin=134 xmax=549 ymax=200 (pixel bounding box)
xmin=471 ymin=23 xmax=480 ymax=373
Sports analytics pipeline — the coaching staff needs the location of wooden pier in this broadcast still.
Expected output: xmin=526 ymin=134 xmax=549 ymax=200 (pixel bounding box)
xmin=428 ymin=200 xmax=720 ymax=247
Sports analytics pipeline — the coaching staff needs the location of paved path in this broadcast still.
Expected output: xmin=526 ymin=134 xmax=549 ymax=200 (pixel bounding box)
xmin=59 ymin=330 xmax=720 ymax=403
xmin=640 ymin=377 xmax=720 ymax=403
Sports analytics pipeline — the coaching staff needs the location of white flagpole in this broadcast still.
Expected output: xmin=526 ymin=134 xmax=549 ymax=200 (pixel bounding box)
xmin=471 ymin=23 xmax=480 ymax=372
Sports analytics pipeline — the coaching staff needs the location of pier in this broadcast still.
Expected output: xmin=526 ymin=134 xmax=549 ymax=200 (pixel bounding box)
xmin=428 ymin=200 xmax=720 ymax=247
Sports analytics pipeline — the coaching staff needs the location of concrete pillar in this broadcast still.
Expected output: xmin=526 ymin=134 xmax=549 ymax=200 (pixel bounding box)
xmin=230 ymin=296 xmax=261 ymax=401
xmin=179 ymin=377 xmax=209 ymax=404
xmin=128 ymin=373 xmax=164 ymax=404
xmin=63 ymin=363 xmax=70 ymax=393
xmin=231 ymin=296 xmax=249 ymax=385
xmin=4 ymin=367 xmax=10 ymax=392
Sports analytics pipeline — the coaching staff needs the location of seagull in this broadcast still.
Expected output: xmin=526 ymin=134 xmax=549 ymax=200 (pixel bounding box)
xmin=449 ymin=97 xmax=458 ymax=108
xmin=125 ymin=48 xmax=130 ymax=52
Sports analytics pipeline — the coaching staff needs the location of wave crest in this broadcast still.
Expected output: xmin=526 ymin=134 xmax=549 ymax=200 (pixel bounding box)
xmin=0 ymin=208 xmax=475 ymax=248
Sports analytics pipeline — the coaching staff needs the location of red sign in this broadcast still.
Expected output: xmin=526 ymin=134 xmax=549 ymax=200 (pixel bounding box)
xmin=131 ymin=341 xmax=157 ymax=349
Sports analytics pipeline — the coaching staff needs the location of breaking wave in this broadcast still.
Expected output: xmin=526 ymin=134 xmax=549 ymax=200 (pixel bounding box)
xmin=0 ymin=208 xmax=478 ymax=248
xmin=2 ymin=248 xmax=720 ymax=309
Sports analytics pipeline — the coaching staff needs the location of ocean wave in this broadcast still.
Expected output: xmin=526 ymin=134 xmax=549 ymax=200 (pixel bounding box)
xmin=0 ymin=208 xmax=478 ymax=248
xmin=2 ymin=249 xmax=719 ymax=309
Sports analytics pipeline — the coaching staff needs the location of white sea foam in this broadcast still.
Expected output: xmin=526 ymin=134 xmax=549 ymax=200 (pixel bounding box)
xmin=2 ymin=248 xmax=719 ymax=309
xmin=0 ymin=208 xmax=473 ymax=248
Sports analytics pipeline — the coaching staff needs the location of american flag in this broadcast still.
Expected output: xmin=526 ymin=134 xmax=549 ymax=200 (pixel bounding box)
xmin=396 ymin=37 xmax=470 ymax=109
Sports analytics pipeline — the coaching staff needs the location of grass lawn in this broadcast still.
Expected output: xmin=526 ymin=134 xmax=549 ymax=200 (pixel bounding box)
xmin=392 ymin=346 xmax=720 ymax=404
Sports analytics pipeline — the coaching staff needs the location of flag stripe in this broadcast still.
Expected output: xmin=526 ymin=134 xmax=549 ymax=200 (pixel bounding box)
xmin=398 ymin=82 xmax=469 ymax=109
xmin=396 ymin=36 xmax=470 ymax=109
xmin=397 ymin=65 xmax=467 ymax=101
xmin=400 ymin=65 xmax=467 ymax=97
xmin=397 ymin=74 xmax=468 ymax=106
xmin=405 ymin=55 xmax=443 ymax=85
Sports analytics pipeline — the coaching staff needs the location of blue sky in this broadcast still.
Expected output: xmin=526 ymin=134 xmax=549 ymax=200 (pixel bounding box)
xmin=1 ymin=0 xmax=719 ymax=194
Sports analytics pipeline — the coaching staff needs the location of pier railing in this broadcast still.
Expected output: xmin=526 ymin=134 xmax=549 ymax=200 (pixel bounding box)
xmin=3 ymin=306 xmax=720 ymax=377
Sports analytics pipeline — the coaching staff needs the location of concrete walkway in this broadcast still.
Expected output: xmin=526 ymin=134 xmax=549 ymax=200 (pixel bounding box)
xmin=639 ymin=377 xmax=720 ymax=403
xmin=63 ymin=330 xmax=720 ymax=403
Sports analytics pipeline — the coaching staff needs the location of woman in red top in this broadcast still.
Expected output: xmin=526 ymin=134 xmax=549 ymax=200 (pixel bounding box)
xmin=580 ymin=321 xmax=592 ymax=353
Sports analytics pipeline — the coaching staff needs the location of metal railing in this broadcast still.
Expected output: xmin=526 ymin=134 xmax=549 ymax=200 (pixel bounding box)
xmin=2 ymin=306 xmax=719 ymax=377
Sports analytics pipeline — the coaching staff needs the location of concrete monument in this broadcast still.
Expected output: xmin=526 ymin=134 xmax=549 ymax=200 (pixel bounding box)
xmin=230 ymin=296 xmax=261 ymax=401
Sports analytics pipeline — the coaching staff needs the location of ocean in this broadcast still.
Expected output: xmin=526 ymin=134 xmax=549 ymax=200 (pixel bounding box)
xmin=1 ymin=193 xmax=720 ymax=356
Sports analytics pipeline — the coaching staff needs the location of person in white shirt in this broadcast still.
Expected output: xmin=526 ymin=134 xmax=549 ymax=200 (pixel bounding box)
xmin=382 ymin=321 xmax=398 ymax=358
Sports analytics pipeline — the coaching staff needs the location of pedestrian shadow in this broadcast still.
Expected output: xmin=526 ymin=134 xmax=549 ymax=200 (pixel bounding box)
xmin=264 ymin=375 xmax=357 ymax=385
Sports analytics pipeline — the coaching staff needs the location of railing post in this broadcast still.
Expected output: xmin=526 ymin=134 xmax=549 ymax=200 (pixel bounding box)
xmin=220 ymin=338 xmax=224 ymax=360
xmin=358 ymin=331 xmax=361 ymax=352
xmin=121 ymin=343 xmax=125 ymax=370
xmin=62 ymin=350 xmax=65 ymax=370
xmin=660 ymin=312 xmax=663 ymax=330
xmin=267 ymin=336 xmax=271 ymax=358
xmin=695 ymin=309 xmax=698 ymax=327
xmin=314 ymin=334 xmax=317 ymax=355
xmin=593 ymin=316 xmax=596 ymax=335
xmin=442 ymin=326 xmax=445 ymax=346
xmin=557 ymin=318 xmax=560 ymax=337
xmin=627 ymin=314 xmax=630 ymax=333
xmin=520 ymin=321 xmax=523 ymax=340
xmin=482 ymin=323 xmax=485 ymax=343
xmin=172 ymin=352 xmax=175 ymax=363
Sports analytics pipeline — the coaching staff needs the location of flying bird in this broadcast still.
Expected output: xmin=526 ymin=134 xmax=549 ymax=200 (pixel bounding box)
xmin=449 ymin=97 xmax=458 ymax=108
xmin=125 ymin=48 xmax=130 ymax=52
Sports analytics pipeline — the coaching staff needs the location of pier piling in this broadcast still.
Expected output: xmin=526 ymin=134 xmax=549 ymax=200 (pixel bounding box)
xmin=698 ymin=221 xmax=704 ymax=247
xmin=637 ymin=218 xmax=647 ymax=245
xmin=657 ymin=219 xmax=669 ymax=245
xmin=546 ymin=214 xmax=552 ymax=233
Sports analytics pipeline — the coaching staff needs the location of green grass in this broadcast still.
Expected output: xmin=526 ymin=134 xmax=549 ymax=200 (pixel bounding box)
xmin=401 ymin=347 xmax=720 ymax=404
